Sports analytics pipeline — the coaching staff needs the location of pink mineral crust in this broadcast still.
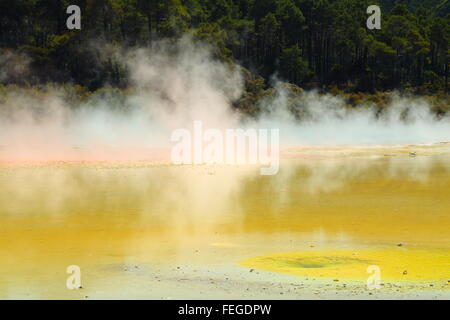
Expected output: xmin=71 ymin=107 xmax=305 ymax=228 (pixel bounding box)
xmin=0 ymin=146 xmax=171 ymax=167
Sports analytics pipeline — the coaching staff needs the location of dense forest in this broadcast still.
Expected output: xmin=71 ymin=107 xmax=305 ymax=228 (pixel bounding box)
xmin=0 ymin=0 xmax=449 ymax=96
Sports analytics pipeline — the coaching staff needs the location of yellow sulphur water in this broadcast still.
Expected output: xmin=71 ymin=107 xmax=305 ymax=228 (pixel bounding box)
xmin=1 ymin=146 xmax=450 ymax=298
xmin=240 ymin=248 xmax=450 ymax=282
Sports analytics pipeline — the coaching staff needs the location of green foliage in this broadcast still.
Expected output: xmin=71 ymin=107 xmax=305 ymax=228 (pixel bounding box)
xmin=279 ymin=45 xmax=310 ymax=84
xmin=0 ymin=0 xmax=448 ymax=93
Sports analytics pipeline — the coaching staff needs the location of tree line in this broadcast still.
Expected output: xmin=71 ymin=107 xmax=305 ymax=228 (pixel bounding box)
xmin=0 ymin=0 xmax=449 ymax=94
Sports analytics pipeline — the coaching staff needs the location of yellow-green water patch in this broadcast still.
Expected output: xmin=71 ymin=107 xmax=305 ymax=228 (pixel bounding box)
xmin=240 ymin=248 xmax=450 ymax=283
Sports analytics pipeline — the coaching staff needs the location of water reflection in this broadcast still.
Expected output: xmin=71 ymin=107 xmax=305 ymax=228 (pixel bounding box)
xmin=1 ymin=153 xmax=450 ymax=298
xmin=1 ymin=155 xmax=450 ymax=236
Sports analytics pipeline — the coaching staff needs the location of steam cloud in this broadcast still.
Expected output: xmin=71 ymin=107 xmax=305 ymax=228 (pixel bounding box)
xmin=0 ymin=36 xmax=449 ymax=163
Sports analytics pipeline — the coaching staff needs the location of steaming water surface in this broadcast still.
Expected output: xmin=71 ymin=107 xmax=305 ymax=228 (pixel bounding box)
xmin=1 ymin=146 xmax=450 ymax=298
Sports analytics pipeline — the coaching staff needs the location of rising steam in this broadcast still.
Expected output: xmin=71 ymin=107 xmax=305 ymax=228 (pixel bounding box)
xmin=0 ymin=36 xmax=449 ymax=163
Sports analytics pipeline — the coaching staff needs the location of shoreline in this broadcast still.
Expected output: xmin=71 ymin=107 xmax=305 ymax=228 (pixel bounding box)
xmin=1 ymin=141 xmax=450 ymax=168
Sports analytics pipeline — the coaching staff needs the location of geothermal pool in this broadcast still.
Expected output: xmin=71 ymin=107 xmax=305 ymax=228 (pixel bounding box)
xmin=0 ymin=144 xmax=449 ymax=299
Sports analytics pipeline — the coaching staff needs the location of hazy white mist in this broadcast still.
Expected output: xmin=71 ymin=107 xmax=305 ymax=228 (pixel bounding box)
xmin=0 ymin=36 xmax=449 ymax=162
